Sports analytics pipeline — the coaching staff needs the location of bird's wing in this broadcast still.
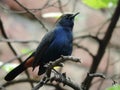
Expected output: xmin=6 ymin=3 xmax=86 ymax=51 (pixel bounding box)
xmin=32 ymin=30 xmax=55 ymax=69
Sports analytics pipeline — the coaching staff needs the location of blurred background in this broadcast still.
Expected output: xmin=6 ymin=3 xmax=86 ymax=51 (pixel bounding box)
xmin=0 ymin=0 xmax=120 ymax=90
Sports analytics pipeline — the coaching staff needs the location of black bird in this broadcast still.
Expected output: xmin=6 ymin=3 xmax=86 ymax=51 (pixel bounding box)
xmin=5 ymin=12 xmax=79 ymax=81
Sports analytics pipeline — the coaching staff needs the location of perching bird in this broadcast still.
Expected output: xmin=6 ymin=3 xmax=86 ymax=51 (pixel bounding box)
xmin=5 ymin=12 xmax=79 ymax=81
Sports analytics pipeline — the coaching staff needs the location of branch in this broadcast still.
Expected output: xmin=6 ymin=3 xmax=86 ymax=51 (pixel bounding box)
xmin=96 ymin=18 xmax=110 ymax=36
xmin=88 ymin=73 xmax=106 ymax=79
xmin=87 ymin=73 xmax=117 ymax=85
xmin=32 ymin=55 xmax=81 ymax=90
xmin=0 ymin=18 xmax=34 ymax=87
xmin=82 ymin=0 xmax=120 ymax=89
xmin=74 ymin=34 xmax=101 ymax=44
xmin=0 ymin=0 xmax=50 ymax=14
xmin=96 ymin=48 xmax=110 ymax=90
xmin=0 ymin=49 xmax=34 ymax=69
xmin=73 ymin=43 xmax=94 ymax=57
xmin=14 ymin=0 xmax=48 ymax=32
xmin=0 ymin=0 xmax=69 ymax=14
xmin=57 ymin=0 xmax=64 ymax=13
xmin=0 ymin=38 xmax=39 ymax=43
xmin=50 ymin=72 xmax=81 ymax=90
xmin=3 ymin=79 xmax=38 ymax=87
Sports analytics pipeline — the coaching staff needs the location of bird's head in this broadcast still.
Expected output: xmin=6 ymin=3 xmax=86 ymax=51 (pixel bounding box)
xmin=56 ymin=12 xmax=79 ymax=28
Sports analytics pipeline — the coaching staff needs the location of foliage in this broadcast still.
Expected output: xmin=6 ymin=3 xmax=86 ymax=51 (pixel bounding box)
xmin=82 ymin=0 xmax=118 ymax=9
xmin=106 ymin=84 xmax=120 ymax=90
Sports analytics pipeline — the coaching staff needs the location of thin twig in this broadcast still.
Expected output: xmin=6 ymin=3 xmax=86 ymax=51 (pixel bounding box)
xmin=0 ymin=18 xmax=34 ymax=87
xmin=57 ymin=0 xmax=64 ymax=13
xmin=3 ymin=79 xmax=38 ymax=87
xmin=0 ymin=0 xmax=50 ymax=14
xmin=0 ymin=0 xmax=69 ymax=14
xmin=88 ymin=73 xmax=117 ymax=86
xmin=33 ymin=55 xmax=81 ymax=90
xmin=2 ymin=78 xmax=65 ymax=90
xmin=0 ymin=49 xmax=34 ymax=69
xmin=0 ymin=38 xmax=39 ymax=43
xmin=96 ymin=18 xmax=110 ymax=36
xmin=73 ymin=43 xmax=94 ymax=57
xmin=88 ymin=73 xmax=106 ymax=79
xmin=14 ymin=0 xmax=48 ymax=32
xmin=74 ymin=34 xmax=101 ymax=44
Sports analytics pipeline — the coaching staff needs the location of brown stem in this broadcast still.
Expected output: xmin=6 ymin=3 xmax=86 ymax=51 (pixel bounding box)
xmin=0 ymin=19 xmax=34 ymax=88
xmin=82 ymin=0 xmax=120 ymax=89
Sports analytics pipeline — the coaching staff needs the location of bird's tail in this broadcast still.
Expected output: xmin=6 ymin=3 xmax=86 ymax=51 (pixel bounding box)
xmin=4 ymin=62 xmax=26 ymax=81
xmin=4 ymin=54 xmax=35 ymax=81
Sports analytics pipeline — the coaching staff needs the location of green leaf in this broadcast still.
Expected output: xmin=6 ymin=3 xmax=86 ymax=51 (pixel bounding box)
xmin=82 ymin=0 xmax=118 ymax=9
xmin=0 ymin=61 xmax=18 ymax=72
xmin=106 ymin=84 xmax=120 ymax=90
xmin=21 ymin=48 xmax=32 ymax=55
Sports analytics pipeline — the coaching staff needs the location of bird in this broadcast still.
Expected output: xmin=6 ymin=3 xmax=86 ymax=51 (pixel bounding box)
xmin=4 ymin=12 xmax=79 ymax=81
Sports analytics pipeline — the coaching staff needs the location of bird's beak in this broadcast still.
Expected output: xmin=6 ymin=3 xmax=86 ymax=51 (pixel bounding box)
xmin=71 ymin=12 xmax=79 ymax=19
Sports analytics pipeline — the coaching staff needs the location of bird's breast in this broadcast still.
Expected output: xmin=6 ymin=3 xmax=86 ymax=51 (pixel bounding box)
xmin=53 ymin=31 xmax=73 ymax=55
xmin=42 ymin=29 xmax=73 ymax=62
